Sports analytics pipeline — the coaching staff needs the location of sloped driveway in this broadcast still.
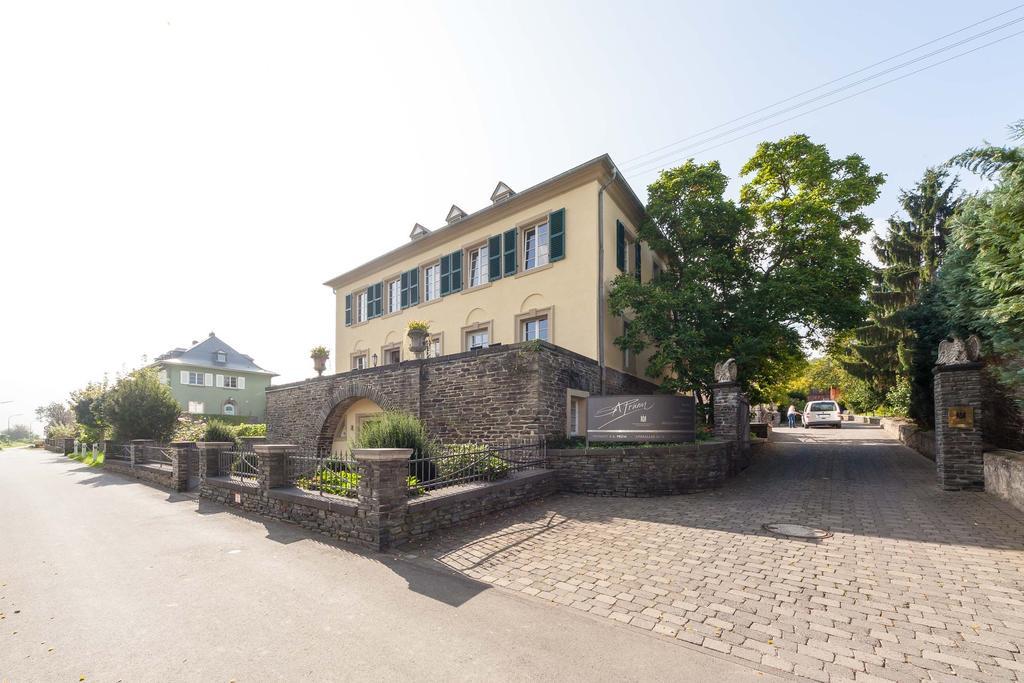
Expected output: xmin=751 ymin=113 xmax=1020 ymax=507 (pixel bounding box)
xmin=416 ymin=424 xmax=1024 ymax=682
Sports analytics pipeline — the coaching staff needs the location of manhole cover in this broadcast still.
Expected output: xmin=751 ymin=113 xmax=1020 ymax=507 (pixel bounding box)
xmin=762 ymin=523 xmax=832 ymax=539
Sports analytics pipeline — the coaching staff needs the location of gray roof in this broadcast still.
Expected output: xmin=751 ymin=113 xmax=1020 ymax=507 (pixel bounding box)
xmin=155 ymin=332 xmax=277 ymax=376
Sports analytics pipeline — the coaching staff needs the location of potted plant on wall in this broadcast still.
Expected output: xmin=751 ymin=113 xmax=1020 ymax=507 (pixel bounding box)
xmin=407 ymin=321 xmax=430 ymax=359
xmin=310 ymin=345 xmax=330 ymax=377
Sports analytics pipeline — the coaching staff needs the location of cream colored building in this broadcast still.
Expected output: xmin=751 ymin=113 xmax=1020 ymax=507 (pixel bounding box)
xmin=325 ymin=155 xmax=661 ymax=408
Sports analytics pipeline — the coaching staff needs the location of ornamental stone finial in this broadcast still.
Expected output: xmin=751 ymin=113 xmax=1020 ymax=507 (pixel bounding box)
xmin=936 ymin=335 xmax=982 ymax=365
xmin=714 ymin=358 xmax=737 ymax=383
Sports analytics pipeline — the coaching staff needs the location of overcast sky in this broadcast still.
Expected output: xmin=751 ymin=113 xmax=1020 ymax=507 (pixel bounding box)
xmin=2 ymin=1 xmax=1022 ymax=433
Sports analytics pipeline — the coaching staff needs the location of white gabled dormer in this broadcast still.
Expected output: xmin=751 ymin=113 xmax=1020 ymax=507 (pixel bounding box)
xmin=409 ymin=223 xmax=431 ymax=240
xmin=490 ymin=181 xmax=515 ymax=203
xmin=446 ymin=204 xmax=467 ymax=224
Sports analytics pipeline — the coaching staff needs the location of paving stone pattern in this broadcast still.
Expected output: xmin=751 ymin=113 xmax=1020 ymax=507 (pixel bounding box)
xmin=419 ymin=426 xmax=1024 ymax=682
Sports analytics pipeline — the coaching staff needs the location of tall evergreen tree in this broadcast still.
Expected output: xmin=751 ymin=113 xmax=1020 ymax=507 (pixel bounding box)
xmin=846 ymin=168 xmax=962 ymax=393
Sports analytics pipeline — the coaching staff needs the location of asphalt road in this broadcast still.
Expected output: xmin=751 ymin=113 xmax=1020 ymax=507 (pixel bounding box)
xmin=0 ymin=448 xmax=773 ymax=682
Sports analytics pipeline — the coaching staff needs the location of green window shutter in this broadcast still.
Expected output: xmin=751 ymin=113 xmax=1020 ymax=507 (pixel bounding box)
xmin=440 ymin=253 xmax=451 ymax=296
xmin=365 ymin=285 xmax=374 ymax=318
xmin=616 ymin=221 xmax=626 ymax=272
xmin=487 ymin=235 xmax=502 ymax=281
xmin=450 ymin=250 xmax=462 ymax=292
xmin=549 ymin=208 xmax=565 ymax=262
xmin=503 ymin=228 xmax=517 ymax=276
xmin=371 ymin=282 xmax=383 ymax=317
xmin=400 ymin=272 xmax=409 ymax=308
xmin=408 ymin=267 xmax=419 ymax=305
xmin=344 ymin=293 xmax=352 ymax=326
xmin=634 ymin=242 xmax=642 ymax=281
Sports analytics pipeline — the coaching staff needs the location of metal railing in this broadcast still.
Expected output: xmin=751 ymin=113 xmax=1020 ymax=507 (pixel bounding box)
xmin=218 ymin=443 xmax=258 ymax=481
xmin=137 ymin=445 xmax=175 ymax=469
xmin=286 ymin=451 xmax=359 ymax=498
xmin=408 ymin=438 xmax=546 ymax=492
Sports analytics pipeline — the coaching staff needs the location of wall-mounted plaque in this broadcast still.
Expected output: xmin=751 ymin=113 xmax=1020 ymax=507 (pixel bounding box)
xmin=947 ymin=406 xmax=974 ymax=429
xmin=586 ymin=395 xmax=695 ymax=443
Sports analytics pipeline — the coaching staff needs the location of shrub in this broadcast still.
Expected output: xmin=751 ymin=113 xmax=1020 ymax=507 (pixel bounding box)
xmin=406 ymin=320 xmax=430 ymax=333
xmin=173 ymin=416 xmax=207 ymax=442
xmin=235 ymin=423 xmax=267 ymax=438
xmin=352 ymin=411 xmax=435 ymax=481
xmin=103 ymin=369 xmax=181 ymax=442
xmin=435 ymin=443 xmax=510 ymax=482
xmin=47 ymin=423 xmax=78 ymax=439
xmin=310 ymin=345 xmax=329 ymax=359
xmin=203 ymin=420 xmax=239 ymax=445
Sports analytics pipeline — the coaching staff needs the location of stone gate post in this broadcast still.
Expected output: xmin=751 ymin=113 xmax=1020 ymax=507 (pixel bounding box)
xmin=712 ymin=358 xmax=750 ymax=473
xmin=354 ymin=448 xmax=413 ymax=551
xmin=933 ymin=336 xmax=985 ymax=491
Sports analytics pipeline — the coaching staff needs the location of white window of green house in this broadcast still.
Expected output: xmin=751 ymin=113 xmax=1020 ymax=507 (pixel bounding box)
xmin=355 ymin=291 xmax=368 ymax=323
xmin=222 ymin=376 xmax=239 ymax=389
xmin=188 ymin=401 xmax=204 ymax=414
xmin=223 ymin=403 xmax=235 ymax=416
xmin=466 ymin=329 xmax=489 ymax=350
xmin=468 ymin=244 xmax=488 ymax=287
xmin=387 ymin=278 xmax=401 ymax=314
xmin=523 ymin=221 xmax=549 ymax=271
xmin=187 ymin=371 xmax=205 ymax=386
xmin=424 ymin=263 xmax=441 ymax=301
xmin=521 ymin=315 xmax=548 ymax=342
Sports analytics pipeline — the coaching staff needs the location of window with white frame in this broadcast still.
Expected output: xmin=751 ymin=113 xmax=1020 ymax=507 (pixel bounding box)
xmin=352 ymin=353 xmax=368 ymax=370
xmin=188 ymin=401 xmax=205 ymax=414
xmin=223 ymin=375 xmax=239 ymax=389
xmin=387 ymin=278 xmax=401 ymax=314
xmin=465 ymin=328 xmax=489 ymax=350
xmin=384 ymin=347 xmax=401 ymax=365
xmin=468 ymin=244 xmax=489 ymax=287
xmin=521 ymin=315 xmax=549 ymax=342
xmin=424 ymin=263 xmax=441 ymax=301
xmin=216 ymin=351 xmax=226 ymax=363
xmin=428 ymin=334 xmax=442 ymax=358
xmin=223 ymin=403 xmax=235 ymax=416
xmin=355 ymin=291 xmax=368 ymax=323
xmin=523 ymin=221 xmax=550 ymax=271
xmin=187 ymin=371 xmax=205 ymax=386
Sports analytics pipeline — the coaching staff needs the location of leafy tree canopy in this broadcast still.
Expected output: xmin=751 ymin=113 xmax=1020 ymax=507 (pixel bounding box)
xmin=102 ymin=368 xmax=181 ymax=442
xmin=610 ymin=134 xmax=883 ymax=404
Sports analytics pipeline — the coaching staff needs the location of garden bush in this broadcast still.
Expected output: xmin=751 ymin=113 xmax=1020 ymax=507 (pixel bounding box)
xmin=203 ymin=420 xmax=239 ymax=445
xmin=103 ymin=369 xmax=180 ymax=442
xmin=235 ymin=423 xmax=267 ymax=438
xmin=435 ymin=443 xmax=509 ymax=482
xmin=352 ymin=411 xmax=436 ymax=482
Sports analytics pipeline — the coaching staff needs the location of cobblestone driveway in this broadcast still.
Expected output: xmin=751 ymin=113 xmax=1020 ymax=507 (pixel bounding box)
xmin=416 ymin=425 xmax=1024 ymax=682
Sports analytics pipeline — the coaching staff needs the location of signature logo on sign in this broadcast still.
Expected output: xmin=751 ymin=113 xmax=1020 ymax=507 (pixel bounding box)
xmin=594 ymin=399 xmax=655 ymax=430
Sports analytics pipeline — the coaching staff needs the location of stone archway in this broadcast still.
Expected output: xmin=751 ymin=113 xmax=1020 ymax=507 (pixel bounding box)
xmin=315 ymin=382 xmax=397 ymax=454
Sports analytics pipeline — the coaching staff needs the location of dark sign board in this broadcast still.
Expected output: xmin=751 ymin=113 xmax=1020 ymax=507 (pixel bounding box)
xmin=586 ymin=395 xmax=696 ymax=443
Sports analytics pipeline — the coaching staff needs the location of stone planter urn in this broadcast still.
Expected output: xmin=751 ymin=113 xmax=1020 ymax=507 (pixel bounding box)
xmin=407 ymin=327 xmax=428 ymax=359
xmin=310 ymin=347 xmax=329 ymax=377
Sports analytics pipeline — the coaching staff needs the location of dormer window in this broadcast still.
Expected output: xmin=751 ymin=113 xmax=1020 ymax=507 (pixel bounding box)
xmin=216 ymin=351 xmax=226 ymax=363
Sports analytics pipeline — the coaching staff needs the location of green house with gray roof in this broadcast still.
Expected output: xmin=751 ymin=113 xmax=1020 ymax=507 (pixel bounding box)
xmin=153 ymin=332 xmax=277 ymax=421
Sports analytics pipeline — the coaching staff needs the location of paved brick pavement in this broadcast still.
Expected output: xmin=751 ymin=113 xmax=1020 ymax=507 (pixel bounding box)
xmin=416 ymin=424 xmax=1024 ymax=682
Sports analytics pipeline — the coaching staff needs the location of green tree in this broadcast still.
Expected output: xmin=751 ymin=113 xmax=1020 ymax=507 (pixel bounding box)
xmin=846 ymin=168 xmax=962 ymax=394
xmin=2 ymin=424 xmax=36 ymax=441
xmin=35 ymin=401 xmax=74 ymax=436
xmin=103 ymin=368 xmax=181 ymax=442
xmin=611 ymin=134 xmax=883 ymax=406
xmin=69 ymin=381 xmax=109 ymax=442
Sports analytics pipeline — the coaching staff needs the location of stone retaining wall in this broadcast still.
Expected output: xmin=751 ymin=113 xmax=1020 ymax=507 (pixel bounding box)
xmin=880 ymin=418 xmax=936 ymax=461
xmin=266 ymin=341 xmax=658 ymax=450
xmin=104 ymin=460 xmax=178 ymax=490
xmin=548 ymin=441 xmax=734 ymax=497
xmin=984 ymin=450 xmax=1024 ymax=513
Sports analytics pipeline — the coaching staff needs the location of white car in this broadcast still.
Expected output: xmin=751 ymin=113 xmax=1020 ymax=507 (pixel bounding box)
xmin=803 ymin=401 xmax=842 ymax=429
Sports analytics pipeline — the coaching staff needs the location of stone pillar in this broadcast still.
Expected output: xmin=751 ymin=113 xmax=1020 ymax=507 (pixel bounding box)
xmin=62 ymin=437 xmax=76 ymax=455
xmin=934 ymin=344 xmax=985 ymax=491
xmin=130 ymin=439 xmax=154 ymax=466
xmin=196 ymin=442 xmax=234 ymax=480
xmin=712 ymin=358 xmax=750 ymax=474
xmin=170 ymin=448 xmax=190 ymax=492
xmin=354 ymin=448 xmax=413 ymax=551
xmin=254 ymin=444 xmax=294 ymax=491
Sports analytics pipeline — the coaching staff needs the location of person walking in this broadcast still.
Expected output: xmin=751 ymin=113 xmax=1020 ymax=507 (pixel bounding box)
xmin=787 ymin=404 xmax=798 ymax=428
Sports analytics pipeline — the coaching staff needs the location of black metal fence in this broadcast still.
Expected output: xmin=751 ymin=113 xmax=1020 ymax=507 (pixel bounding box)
xmin=285 ymin=451 xmax=359 ymax=498
xmin=218 ymin=443 xmax=258 ymax=481
xmin=407 ymin=438 xmax=546 ymax=492
xmin=137 ymin=445 xmax=175 ymax=469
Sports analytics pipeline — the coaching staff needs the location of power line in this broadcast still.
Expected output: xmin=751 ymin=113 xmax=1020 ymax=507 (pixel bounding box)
xmin=623 ymin=27 xmax=1024 ymax=180
xmin=621 ymin=4 xmax=1024 ymax=169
